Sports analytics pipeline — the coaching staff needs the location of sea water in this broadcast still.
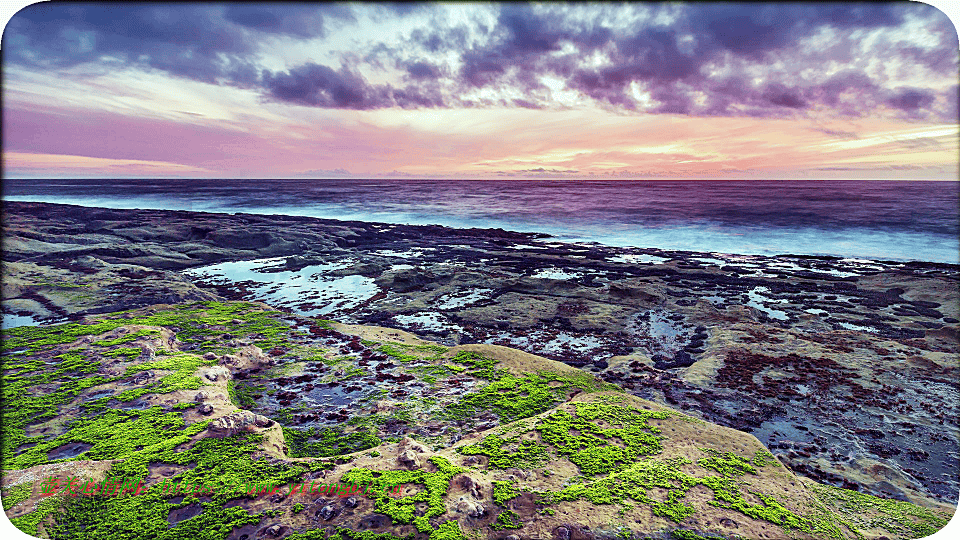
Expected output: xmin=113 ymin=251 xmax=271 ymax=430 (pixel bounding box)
xmin=4 ymin=178 xmax=958 ymax=263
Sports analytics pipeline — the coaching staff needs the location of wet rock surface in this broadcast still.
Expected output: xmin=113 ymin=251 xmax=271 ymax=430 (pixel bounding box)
xmin=3 ymin=201 xmax=958 ymax=508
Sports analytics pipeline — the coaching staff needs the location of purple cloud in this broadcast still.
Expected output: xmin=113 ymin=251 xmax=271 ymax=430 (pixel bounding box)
xmin=885 ymin=87 xmax=936 ymax=113
xmin=4 ymin=3 xmax=955 ymax=121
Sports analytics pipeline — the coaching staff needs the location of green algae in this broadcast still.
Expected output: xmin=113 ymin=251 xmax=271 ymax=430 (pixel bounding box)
xmin=441 ymin=369 xmax=617 ymax=424
xmin=536 ymin=402 xmax=672 ymax=476
xmin=3 ymin=301 xmax=951 ymax=540
xmin=807 ymin=482 xmax=952 ymax=539
xmin=114 ymin=352 xmax=220 ymax=401
xmin=46 ymin=433 xmax=306 ymax=540
xmin=9 ymin=405 xmax=206 ymax=469
xmin=464 ymin=400 xmax=822 ymax=535
xmin=9 ymin=496 xmax=62 ymax=537
xmin=447 ymin=350 xmax=505 ymax=380
xmin=340 ymin=456 xmax=463 ymax=535
xmin=538 ymin=451 xmax=806 ymax=528
xmin=286 ymin=527 xmax=411 ymax=540
xmin=697 ymin=448 xmax=759 ymax=477
xmin=227 ymin=379 xmax=261 ymax=409
xmin=458 ymin=401 xmax=673 ymax=475
xmin=284 ymin=521 xmax=465 ymax=540
xmin=2 ymin=319 xmax=131 ymax=356
xmin=103 ymin=347 xmax=143 ymax=359
xmin=490 ymin=509 xmax=523 ymax=530
xmin=1 ymin=301 xmax=287 ymax=356
xmin=282 ymin=426 xmax=381 ymax=458
xmin=378 ymin=344 xmax=420 ymax=363
xmin=2 ymin=345 xmax=117 ymax=467
xmin=2 ymin=301 xmax=443 ymax=537
xmin=429 ymin=520 xmax=468 ymax=540
xmin=1 ymin=301 xmax=296 ymax=470
xmin=92 ymin=329 xmax=160 ymax=348
xmin=671 ymin=529 xmax=730 ymax=540
xmin=1 ymin=482 xmax=32 ymax=511
xmin=492 ymin=480 xmax=522 ymax=506
xmin=459 ymin=433 xmax=550 ymax=469
xmin=751 ymin=451 xmax=779 ymax=468
xmin=438 ymin=351 xmax=620 ymax=425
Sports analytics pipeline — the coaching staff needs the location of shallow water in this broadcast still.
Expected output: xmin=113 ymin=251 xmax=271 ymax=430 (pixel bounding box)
xmin=393 ymin=312 xmax=464 ymax=334
xmin=2 ymin=313 xmax=41 ymax=330
xmin=746 ymin=286 xmax=791 ymax=321
xmin=183 ymin=257 xmax=380 ymax=317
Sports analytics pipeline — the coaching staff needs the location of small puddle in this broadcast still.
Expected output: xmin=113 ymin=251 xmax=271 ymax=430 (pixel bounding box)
xmin=838 ymin=321 xmax=879 ymax=333
xmin=83 ymin=388 xmax=114 ymax=401
xmin=303 ymin=384 xmax=362 ymax=408
xmin=485 ymin=330 xmax=609 ymax=356
xmin=434 ymin=289 xmax=492 ymax=309
xmin=14 ymin=441 xmax=38 ymax=455
xmin=746 ymin=286 xmax=790 ymax=321
xmin=374 ymin=248 xmax=434 ymax=258
xmin=608 ymin=254 xmax=670 ymax=265
xmin=692 ymin=257 xmax=728 ymax=267
xmin=1 ymin=313 xmax=42 ymax=329
xmin=167 ymin=502 xmax=204 ymax=526
xmin=393 ymin=312 xmax=464 ymax=334
xmin=47 ymin=441 xmax=92 ymax=460
xmin=530 ymin=268 xmax=584 ymax=280
xmin=108 ymin=398 xmax=151 ymax=410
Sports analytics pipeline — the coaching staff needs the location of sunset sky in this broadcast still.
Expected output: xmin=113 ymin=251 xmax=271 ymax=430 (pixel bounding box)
xmin=2 ymin=2 xmax=958 ymax=180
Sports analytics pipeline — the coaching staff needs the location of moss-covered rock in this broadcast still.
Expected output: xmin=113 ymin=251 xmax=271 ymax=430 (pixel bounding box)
xmin=1 ymin=302 xmax=954 ymax=539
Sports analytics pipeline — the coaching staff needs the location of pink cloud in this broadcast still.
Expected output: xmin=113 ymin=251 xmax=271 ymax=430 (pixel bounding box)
xmin=2 ymin=100 xmax=956 ymax=180
xmin=4 ymin=152 xmax=214 ymax=178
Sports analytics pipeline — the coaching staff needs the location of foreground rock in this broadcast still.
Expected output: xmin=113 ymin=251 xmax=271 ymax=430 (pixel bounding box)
xmin=1 ymin=302 xmax=953 ymax=539
xmin=3 ymin=201 xmax=958 ymax=509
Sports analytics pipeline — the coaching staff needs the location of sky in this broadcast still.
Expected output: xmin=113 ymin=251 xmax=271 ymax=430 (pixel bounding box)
xmin=1 ymin=1 xmax=958 ymax=180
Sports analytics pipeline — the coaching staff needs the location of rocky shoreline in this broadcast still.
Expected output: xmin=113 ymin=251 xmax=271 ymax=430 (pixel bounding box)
xmin=3 ymin=201 xmax=958 ymax=510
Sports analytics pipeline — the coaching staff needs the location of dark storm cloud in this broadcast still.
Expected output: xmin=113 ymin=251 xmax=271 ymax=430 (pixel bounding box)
xmin=692 ymin=3 xmax=908 ymax=58
xmin=812 ymin=71 xmax=879 ymax=107
xmin=443 ymin=2 xmax=953 ymax=119
xmin=4 ymin=3 xmax=956 ymax=120
xmin=222 ymin=4 xmax=353 ymax=38
xmin=260 ymin=62 xmax=449 ymax=109
xmin=899 ymin=45 xmax=959 ymax=74
xmin=409 ymin=25 xmax=472 ymax=53
xmin=261 ymin=63 xmax=385 ymax=109
xmin=3 ymin=3 xmax=350 ymax=84
xmin=762 ymin=83 xmax=807 ymax=109
xmin=698 ymin=4 xmax=798 ymax=59
xmin=4 ymin=3 xmax=250 ymax=83
xmin=885 ymin=87 xmax=937 ymax=113
xmin=404 ymin=61 xmax=443 ymax=80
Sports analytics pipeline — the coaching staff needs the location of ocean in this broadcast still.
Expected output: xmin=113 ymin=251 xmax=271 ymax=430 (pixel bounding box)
xmin=4 ymin=178 xmax=958 ymax=264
